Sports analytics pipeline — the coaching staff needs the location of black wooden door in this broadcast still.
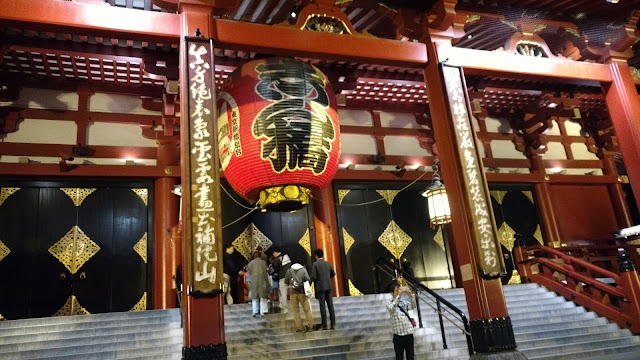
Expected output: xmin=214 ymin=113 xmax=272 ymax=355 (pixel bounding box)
xmin=0 ymin=182 xmax=151 ymax=319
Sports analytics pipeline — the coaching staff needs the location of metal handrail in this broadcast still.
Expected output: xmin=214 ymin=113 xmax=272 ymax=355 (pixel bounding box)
xmin=373 ymin=257 xmax=474 ymax=355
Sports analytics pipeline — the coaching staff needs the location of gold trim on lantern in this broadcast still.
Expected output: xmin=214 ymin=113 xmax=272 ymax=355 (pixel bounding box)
xmin=257 ymin=186 xmax=311 ymax=211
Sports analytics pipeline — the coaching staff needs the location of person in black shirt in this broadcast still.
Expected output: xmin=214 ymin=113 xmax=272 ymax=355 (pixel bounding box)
xmin=223 ymin=245 xmax=245 ymax=304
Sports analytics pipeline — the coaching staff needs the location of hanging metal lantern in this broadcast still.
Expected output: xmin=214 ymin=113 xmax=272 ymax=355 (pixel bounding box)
xmin=422 ymin=160 xmax=452 ymax=228
xmin=217 ymin=57 xmax=340 ymax=211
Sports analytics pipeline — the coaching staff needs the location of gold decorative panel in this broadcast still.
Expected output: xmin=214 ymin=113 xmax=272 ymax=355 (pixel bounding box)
xmin=376 ymin=190 xmax=400 ymax=205
xmin=133 ymin=232 xmax=148 ymax=263
xmin=131 ymin=292 xmax=147 ymax=311
xmin=298 ymin=229 xmax=311 ymax=256
xmin=491 ymin=190 xmax=508 ymax=205
xmin=348 ymin=279 xmax=363 ymax=296
xmin=132 ymin=188 xmax=148 ymax=206
xmin=433 ymin=227 xmax=445 ymax=252
xmin=337 ymin=189 xmax=350 ymax=204
xmin=0 ymin=313 xmax=4 ymax=320
xmin=0 ymin=187 xmax=19 ymax=206
xmin=508 ymin=270 xmax=522 ymax=285
xmin=60 ymin=188 xmax=96 ymax=206
xmin=522 ymin=191 xmax=534 ymax=204
xmin=231 ymin=223 xmax=273 ymax=261
xmin=498 ymin=222 xmax=516 ymax=252
xmin=48 ymin=226 xmax=100 ymax=274
xmin=378 ymin=220 xmax=412 ymax=259
xmin=534 ymin=225 xmax=544 ymax=245
xmin=0 ymin=239 xmax=10 ymax=262
xmin=54 ymin=295 xmax=91 ymax=316
xmin=342 ymin=228 xmax=355 ymax=254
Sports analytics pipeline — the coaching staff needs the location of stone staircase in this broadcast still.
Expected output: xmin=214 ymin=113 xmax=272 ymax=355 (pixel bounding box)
xmin=0 ymin=284 xmax=639 ymax=359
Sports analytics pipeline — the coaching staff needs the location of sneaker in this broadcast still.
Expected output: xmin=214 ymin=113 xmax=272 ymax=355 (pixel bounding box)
xmin=305 ymin=325 xmax=315 ymax=332
xmin=295 ymin=327 xmax=306 ymax=333
xmin=321 ymin=325 xmax=328 ymax=330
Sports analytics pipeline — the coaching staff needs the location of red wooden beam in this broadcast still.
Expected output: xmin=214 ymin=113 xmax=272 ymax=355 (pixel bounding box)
xmin=212 ymin=19 xmax=428 ymax=68
xmin=0 ymin=163 xmax=179 ymax=177
xmin=440 ymin=46 xmax=613 ymax=85
xmin=0 ymin=143 xmax=157 ymax=159
xmin=0 ymin=0 xmax=180 ymax=44
xmin=333 ymin=169 xmax=430 ymax=181
xmin=17 ymin=108 xmax=159 ymax=126
xmin=340 ymin=125 xmax=429 ymax=137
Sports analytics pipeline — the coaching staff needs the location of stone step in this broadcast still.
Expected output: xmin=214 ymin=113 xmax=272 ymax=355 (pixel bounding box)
xmin=516 ymin=329 xmax=640 ymax=351
xmin=0 ymin=309 xmax=180 ymax=329
xmin=524 ymin=342 xmax=640 ymax=359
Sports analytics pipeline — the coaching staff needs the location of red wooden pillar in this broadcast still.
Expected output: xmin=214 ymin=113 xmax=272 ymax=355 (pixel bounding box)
xmin=153 ymin=140 xmax=180 ymax=309
xmin=425 ymin=37 xmax=522 ymax=356
xmin=601 ymin=152 xmax=633 ymax=229
xmin=529 ymin=154 xmax=563 ymax=246
xmin=313 ymin=184 xmax=345 ymax=296
xmin=178 ymin=1 xmax=226 ymax=358
xmin=603 ymin=63 xmax=640 ymax=215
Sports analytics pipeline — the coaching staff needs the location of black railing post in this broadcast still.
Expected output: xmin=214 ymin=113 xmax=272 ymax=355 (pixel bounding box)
xmin=415 ymin=292 xmax=423 ymax=328
xmin=462 ymin=314 xmax=474 ymax=355
xmin=437 ymin=299 xmax=447 ymax=349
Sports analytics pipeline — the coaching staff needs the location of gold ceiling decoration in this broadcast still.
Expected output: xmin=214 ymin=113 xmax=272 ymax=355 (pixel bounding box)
xmin=376 ymin=189 xmax=400 ymax=205
xmin=131 ymin=292 xmax=147 ymax=311
xmin=48 ymin=226 xmax=100 ymax=274
xmin=133 ymin=232 xmax=148 ymax=263
xmin=60 ymin=188 xmax=96 ymax=207
xmin=0 ymin=187 xmax=19 ymax=207
xmin=433 ymin=227 xmax=445 ymax=252
xmin=498 ymin=222 xmax=516 ymax=252
xmin=348 ymin=279 xmax=363 ymax=296
xmin=508 ymin=270 xmax=521 ymax=285
xmin=342 ymin=228 xmax=355 ymax=254
xmin=522 ymin=191 xmax=534 ymax=204
xmin=0 ymin=239 xmax=10 ymax=262
xmin=534 ymin=225 xmax=544 ymax=245
xmin=132 ymin=188 xmax=148 ymax=206
xmin=298 ymin=229 xmax=311 ymax=256
xmin=378 ymin=220 xmax=412 ymax=259
xmin=54 ymin=295 xmax=90 ymax=316
xmin=231 ymin=223 xmax=273 ymax=261
xmin=337 ymin=189 xmax=350 ymax=204
xmin=491 ymin=190 xmax=508 ymax=205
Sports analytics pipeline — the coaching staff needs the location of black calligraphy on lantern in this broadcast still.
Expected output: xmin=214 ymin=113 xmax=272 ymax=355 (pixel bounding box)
xmin=443 ymin=66 xmax=500 ymax=273
xmin=251 ymin=59 xmax=336 ymax=175
xmin=188 ymin=43 xmax=217 ymax=286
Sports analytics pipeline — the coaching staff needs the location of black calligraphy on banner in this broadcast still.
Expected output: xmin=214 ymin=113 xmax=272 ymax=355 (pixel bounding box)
xmin=441 ymin=64 xmax=505 ymax=278
xmin=252 ymin=58 xmax=336 ymax=175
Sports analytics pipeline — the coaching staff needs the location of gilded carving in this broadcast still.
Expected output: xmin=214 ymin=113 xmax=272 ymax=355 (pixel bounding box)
xmin=534 ymin=225 xmax=544 ymax=245
xmin=522 ymin=191 xmax=534 ymax=204
xmin=342 ymin=228 xmax=355 ymax=254
xmin=257 ymin=185 xmax=311 ymax=209
xmin=348 ymin=279 xmax=363 ymax=296
xmin=298 ymin=229 xmax=312 ymax=256
xmin=231 ymin=223 xmax=273 ymax=261
xmin=0 ymin=239 xmax=10 ymax=262
xmin=376 ymin=189 xmax=400 ymax=206
xmin=0 ymin=187 xmax=19 ymax=207
xmin=48 ymin=226 xmax=101 ymax=274
xmin=133 ymin=232 xmax=148 ymax=263
xmin=498 ymin=222 xmax=516 ymax=252
xmin=433 ymin=227 xmax=445 ymax=252
xmin=60 ymin=188 xmax=96 ymax=207
xmin=491 ymin=190 xmax=508 ymax=205
xmin=54 ymin=295 xmax=90 ymax=316
xmin=378 ymin=220 xmax=412 ymax=259
xmin=0 ymin=313 xmax=4 ymax=320
xmin=131 ymin=292 xmax=147 ymax=312
xmin=302 ymin=15 xmax=351 ymax=34
xmin=132 ymin=188 xmax=148 ymax=206
xmin=508 ymin=270 xmax=522 ymax=284
xmin=337 ymin=189 xmax=350 ymax=204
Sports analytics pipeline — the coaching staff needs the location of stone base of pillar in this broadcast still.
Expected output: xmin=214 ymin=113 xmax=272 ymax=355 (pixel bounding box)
xmin=182 ymin=343 xmax=227 ymax=360
xmin=470 ymin=317 xmax=519 ymax=353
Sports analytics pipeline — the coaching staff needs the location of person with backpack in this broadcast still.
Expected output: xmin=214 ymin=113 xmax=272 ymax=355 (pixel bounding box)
xmin=284 ymin=262 xmax=313 ymax=332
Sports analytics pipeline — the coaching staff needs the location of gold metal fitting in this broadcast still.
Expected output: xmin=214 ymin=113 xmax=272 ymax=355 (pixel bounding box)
xmin=257 ymin=185 xmax=311 ymax=211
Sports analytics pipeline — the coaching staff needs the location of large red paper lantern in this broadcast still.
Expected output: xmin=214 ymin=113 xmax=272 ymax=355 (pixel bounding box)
xmin=217 ymin=57 xmax=340 ymax=211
